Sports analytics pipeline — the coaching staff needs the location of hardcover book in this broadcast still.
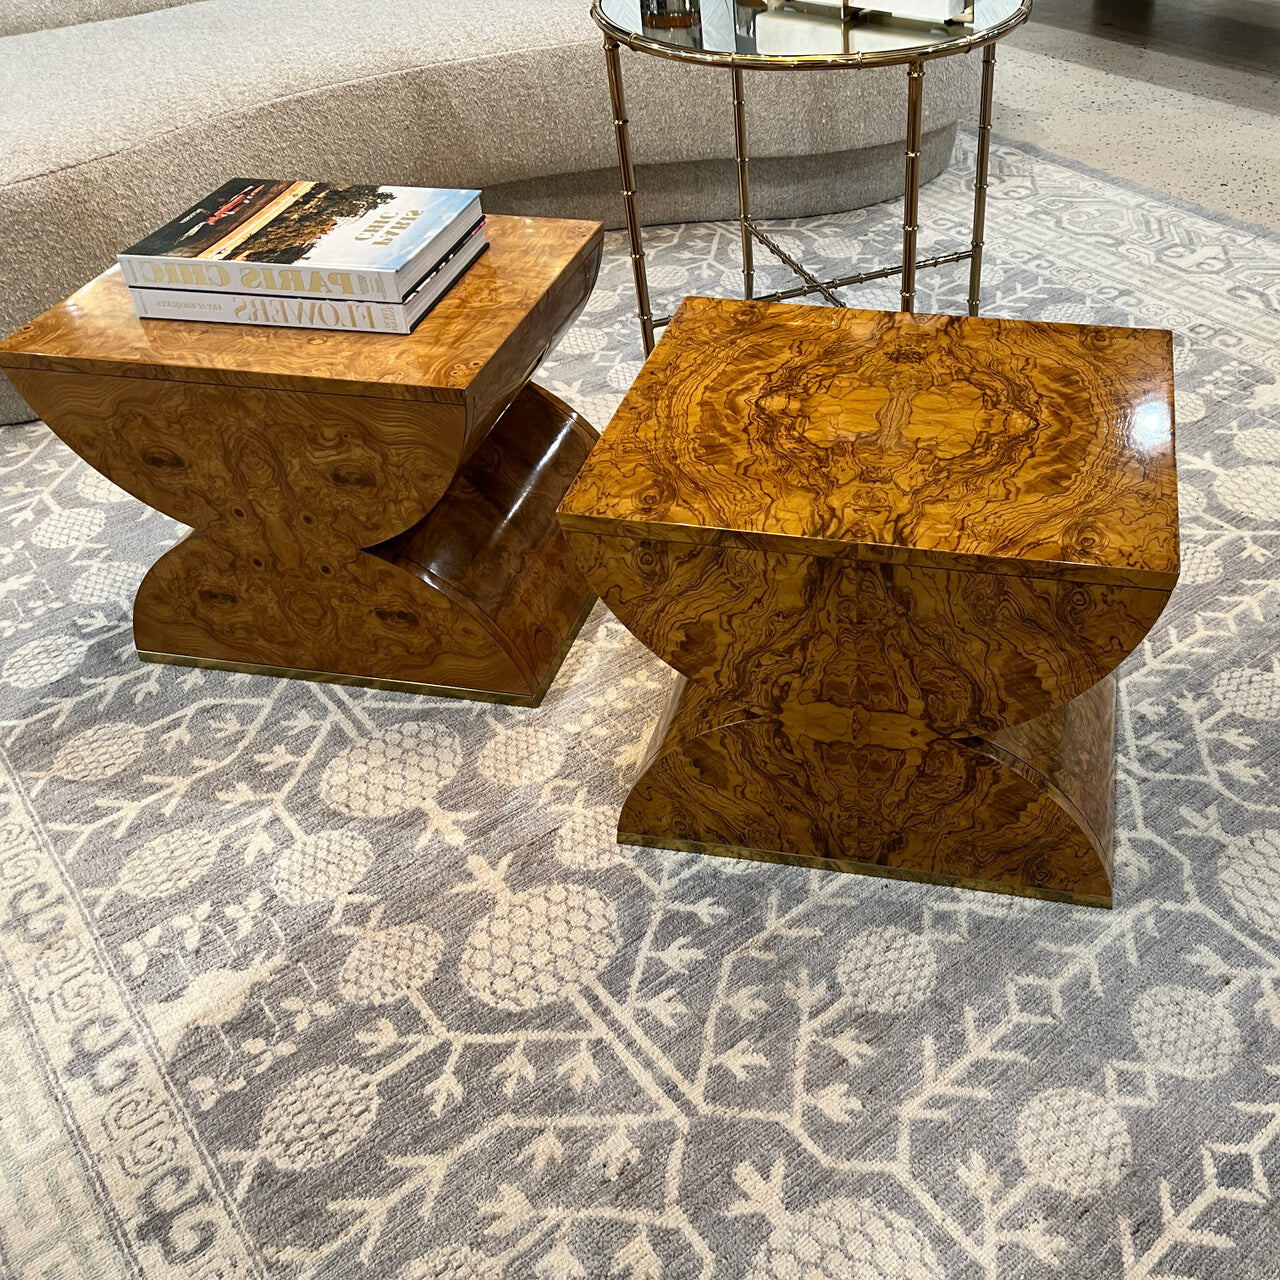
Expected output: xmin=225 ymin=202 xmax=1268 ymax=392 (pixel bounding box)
xmin=118 ymin=179 xmax=483 ymax=303
xmin=128 ymin=223 xmax=488 ymax=334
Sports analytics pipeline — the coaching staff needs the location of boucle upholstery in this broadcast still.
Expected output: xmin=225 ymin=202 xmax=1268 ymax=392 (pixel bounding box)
xmin=0 ymin=0 xmax=206 ymax=39
xmin=0 ymin=0 xmax=977 ymax=423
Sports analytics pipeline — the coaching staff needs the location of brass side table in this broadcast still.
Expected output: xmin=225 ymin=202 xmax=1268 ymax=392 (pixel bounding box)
xmin=594 ymin=0 xmax=1032 ymax=352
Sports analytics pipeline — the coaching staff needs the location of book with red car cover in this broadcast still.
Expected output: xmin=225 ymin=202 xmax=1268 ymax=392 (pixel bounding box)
xmin=118 ymin=179 xmax=483 ymax=303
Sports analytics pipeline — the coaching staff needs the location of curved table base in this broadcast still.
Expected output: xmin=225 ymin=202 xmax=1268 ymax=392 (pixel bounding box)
xmin=619 ymin=674 xmax=1116 ymax=906
xmin=131 ymin=384 xmax=596 ymax=706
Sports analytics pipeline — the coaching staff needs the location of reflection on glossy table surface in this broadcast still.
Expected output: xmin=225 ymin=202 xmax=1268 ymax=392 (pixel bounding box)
xmin=595 ymin=0 xmax=1028 ymax=64
xmin=562 ymin=298 xmax=1180 ymax=588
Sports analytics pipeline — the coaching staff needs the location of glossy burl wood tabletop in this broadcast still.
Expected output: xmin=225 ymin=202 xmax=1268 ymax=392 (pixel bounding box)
xmin=560 ymin=296 xmax=1179 ymax=589
xmin=0 ymin=216 xmax=602 ymax=405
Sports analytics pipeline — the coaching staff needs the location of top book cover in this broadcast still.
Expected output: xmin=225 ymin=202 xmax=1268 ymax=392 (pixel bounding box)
xmin=118 ymin=179 xmax=483 ymax=303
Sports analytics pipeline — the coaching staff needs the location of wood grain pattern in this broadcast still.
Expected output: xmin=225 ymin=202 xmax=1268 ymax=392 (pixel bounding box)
xmin=371 ymin=386 xmax=599 ymax=693
xmin=8 ymin=367 xmax=462 ymax=543
xmin=987 ymin=674 xmax=1117 ymax=872
xmin=618 ymin=677 xmax=1116 ymax=905
xmin=0 ymin=216 xmax=603 ymax=407
xmin=3 ymin=216 xmax=604 ymax=703
xmin=560 ymin=298 xmax=1180 ymax=903
xmin=560 ymin=296 xmax=1179 ymax=590
xmin=565 ymin=534 xmax=1168 ymax=733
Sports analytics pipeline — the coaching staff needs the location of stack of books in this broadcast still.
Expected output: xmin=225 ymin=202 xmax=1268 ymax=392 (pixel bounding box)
xmin=118 ymin=180 xmax=487 ymax=334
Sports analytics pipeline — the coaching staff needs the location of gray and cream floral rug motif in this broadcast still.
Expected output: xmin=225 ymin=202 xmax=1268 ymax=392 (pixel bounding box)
xmin=2 ymin=134 xmax=1280 ymax=1279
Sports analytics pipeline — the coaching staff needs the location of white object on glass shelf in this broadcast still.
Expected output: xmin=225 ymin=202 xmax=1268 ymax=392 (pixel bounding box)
xmin=756 ymin=9 xmax=851 ymax=53
xmin=756 ymin=5 xmax=970 ymax=55
xmin=790 ymin=0 xmax=970 ymax=23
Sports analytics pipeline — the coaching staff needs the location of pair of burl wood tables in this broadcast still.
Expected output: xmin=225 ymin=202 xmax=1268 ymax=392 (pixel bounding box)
xmin=0 ymin=216 xmax=1179 ymax=908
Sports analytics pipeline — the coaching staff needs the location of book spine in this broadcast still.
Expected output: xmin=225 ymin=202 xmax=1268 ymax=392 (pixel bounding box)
xmin=128 ymin=288 xmax=411 ymax=334
xmin=116 ymin=255 xmax=396 ymax=302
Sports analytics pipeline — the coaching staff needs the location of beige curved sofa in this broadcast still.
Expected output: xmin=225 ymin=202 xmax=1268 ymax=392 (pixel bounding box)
xmin=0 ymin=0 xmax=977 ymax=423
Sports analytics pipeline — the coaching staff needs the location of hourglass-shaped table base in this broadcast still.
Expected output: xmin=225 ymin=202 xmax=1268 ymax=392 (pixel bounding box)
xmin=559 ymin=297 xmax=1180 ymax=906
xmin=1 ymin=217 xmax=604 ymax=705
xmin=618 ymin=670 xmax=1118 ymax=906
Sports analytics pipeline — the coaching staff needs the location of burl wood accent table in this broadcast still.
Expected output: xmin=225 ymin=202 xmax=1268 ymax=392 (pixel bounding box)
xmin=558 ymin=297 xmax=1180 ymax=905
xmin=0 ymin=216 xmax=603 ymax=705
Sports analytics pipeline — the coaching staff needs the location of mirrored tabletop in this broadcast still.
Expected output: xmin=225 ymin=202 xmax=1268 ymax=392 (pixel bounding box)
xmin=593 ymin=0 xmax=1029 ymax=66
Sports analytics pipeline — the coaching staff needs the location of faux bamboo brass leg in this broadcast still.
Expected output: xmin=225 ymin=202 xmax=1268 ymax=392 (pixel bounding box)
xmin=968 ymin=43 xmax=997 ymax=317
xmin=731 ymin=67 xmax=754 ymax=301
xmin=604 ymin=36 xmax=656 ymax=355
xmin=900 ymin=59 xmax=926 ymax=314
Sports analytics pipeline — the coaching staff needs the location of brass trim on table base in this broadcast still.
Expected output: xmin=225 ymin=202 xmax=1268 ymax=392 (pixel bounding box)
xmin=617 ymin=829 xmax=1113 ymax=909
xmin=136 ymin=653 xmax=548 ymax=707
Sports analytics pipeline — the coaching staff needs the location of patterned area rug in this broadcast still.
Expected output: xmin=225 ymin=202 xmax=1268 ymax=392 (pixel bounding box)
xmin=2 ymin=134 xmax=1280 ymax=1280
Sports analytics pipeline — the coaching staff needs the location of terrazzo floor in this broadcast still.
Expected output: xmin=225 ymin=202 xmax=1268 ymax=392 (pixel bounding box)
xmin=994 ymin=6 xmax=1280 ymax=231
xmin=1030 ymin=0 xmax=1280 ymax=75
